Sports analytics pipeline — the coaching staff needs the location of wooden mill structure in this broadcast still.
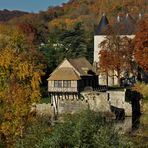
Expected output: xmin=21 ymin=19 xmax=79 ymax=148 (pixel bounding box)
xmin=47 ymin=57 xmax=98 ymax=115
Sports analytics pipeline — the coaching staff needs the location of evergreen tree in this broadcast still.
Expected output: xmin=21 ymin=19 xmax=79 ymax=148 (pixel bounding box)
xmin=59 ymin=22 xmax=87 ymax=59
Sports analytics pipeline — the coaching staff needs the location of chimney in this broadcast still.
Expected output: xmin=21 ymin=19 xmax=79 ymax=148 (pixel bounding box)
xmin=138 ymin=13 xmax=142 ymax=20
xmin=126 ymin=13 xmax=129 ymax=19
xmin=117 ymin=15 xmax=120 ymax=22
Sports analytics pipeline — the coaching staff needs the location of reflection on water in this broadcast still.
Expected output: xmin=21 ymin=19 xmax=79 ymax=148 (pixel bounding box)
xmin=132 ymin=114 xmax=140 ymax=130
xmin=114 ymin=114 xmax=148 ymax=134
xmin=114 ymin=117 xmax=132 ymax=134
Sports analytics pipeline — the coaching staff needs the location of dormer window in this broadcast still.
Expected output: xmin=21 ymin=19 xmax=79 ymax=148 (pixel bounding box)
xmin=82 ymin=67 xmax=89 ymax=74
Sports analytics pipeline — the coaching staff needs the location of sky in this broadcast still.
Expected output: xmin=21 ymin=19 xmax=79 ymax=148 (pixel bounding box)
xmin=0 ymin=0 xmax=69 ymax=12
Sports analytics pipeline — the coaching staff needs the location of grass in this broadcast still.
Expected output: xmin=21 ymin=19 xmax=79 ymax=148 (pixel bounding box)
xmin=40 ymin=97 xmax=51 ymax=104
xmin=108 ymin=85 xmax=125 ymax=91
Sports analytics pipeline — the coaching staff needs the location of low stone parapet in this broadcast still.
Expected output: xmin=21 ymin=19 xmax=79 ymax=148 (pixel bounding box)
xmin=31 ymin=103 xmax=52 ymax=117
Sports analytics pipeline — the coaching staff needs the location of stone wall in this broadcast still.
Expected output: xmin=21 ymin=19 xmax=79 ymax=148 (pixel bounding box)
xmin=30 ymin=90 xmax=132 ymax=117
xmin=56 ymin=90 xmax=132 ymax=117
xmin=58 ymin=99 xmax=88 ymax=114
xmin=107 ymin=90 xmax=132 ymax=116
xmin=57 ymin=91 xmax=111 ymax=115
xmin=108 ymin=91 xmax=125 ymax=108
xmin=31 ymin=103 xmax=52 ymax=117
xmin=81 ymin=91 xmax=111 ymax=113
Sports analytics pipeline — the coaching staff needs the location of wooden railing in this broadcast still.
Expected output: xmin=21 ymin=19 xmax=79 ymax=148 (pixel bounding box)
xmin=48 ymin=87 xmax=78 ymax=92
xmin=48 ymin=85 xmax=108 ymax=93
xmin=94 ymin=85 xmax=107 ymax=92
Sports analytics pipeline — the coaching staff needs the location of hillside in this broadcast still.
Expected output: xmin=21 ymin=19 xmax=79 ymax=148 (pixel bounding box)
xmin=46 ymin=0 xmax=148 ymax=32
xmin=0 ymin=9 xmax=28 ymax=22
xmin=4 ymin=0 xmax=147 ymax=66
xmin=6 ymin=0 xmax=148 ymax=32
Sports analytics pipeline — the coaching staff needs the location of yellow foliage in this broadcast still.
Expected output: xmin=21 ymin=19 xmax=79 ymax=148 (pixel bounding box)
xmin=18 ymin=62 xmax=33 ymax=79
xmin=133 ymin=82 xmax=148 ymax=98
xmin=31 ymin=72 xmax=41 ymax=90
xmin=48 ymin=18 xmax=77 ymax=30
xmin=0 ymin=48 xmax=14 ymax=69
xmin=0 ymin=25 xmax=43 ymax=146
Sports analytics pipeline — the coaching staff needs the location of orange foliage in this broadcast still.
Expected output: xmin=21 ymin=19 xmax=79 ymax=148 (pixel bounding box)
xmin=99 ymin=35 xmax=134 ymax=83
xmin=134 ymin=17 xmax=148 ymax=72
xmin=17 ymin=23 xmax=37 ymax=44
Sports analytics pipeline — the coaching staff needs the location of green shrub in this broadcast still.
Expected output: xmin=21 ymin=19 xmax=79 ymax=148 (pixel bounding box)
xmin=15 ymin=116 xmax=51 ymax=148
xmin=41 ymin=110 xmax=133 ymax=148
xmin=15 ymin=110 xmax=134 ymax=148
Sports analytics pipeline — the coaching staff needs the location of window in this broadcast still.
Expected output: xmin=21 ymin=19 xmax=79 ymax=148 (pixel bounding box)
xmin=54 ymin=80 xmax=71 ymax=88
xmin=54 ymin=80 xmax=62 ymax=87
xmin=63 ymin=80 xmax=71 ymax=88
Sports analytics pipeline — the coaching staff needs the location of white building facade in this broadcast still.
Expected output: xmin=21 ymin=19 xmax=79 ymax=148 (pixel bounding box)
xmin=93 ymin=14 xmax=137 ymax=86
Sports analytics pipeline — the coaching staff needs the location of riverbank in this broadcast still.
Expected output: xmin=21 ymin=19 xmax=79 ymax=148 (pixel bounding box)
xmin=129 ymin=114 xmax=148 ymax=147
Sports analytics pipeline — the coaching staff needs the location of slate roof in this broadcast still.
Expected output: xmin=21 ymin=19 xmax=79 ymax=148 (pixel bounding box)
xmin=96 ymin=13 xmax=139 ymax=35
xmin=68 ymin=57 xmax=95 ymax=76
xmin=47 ymin=67 xmax=81 ymax=81
xmin=113 ymin=14 xmax=137 ymax=35
xmin=123 ymin=14 xmax=137 ymax=34
xmin=96 ymin=14 xmax=109 ymax=35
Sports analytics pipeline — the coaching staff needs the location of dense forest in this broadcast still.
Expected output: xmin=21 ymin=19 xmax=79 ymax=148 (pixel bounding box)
xmin=0 ymin=0 xmax=148 ymax=147
xmin=1 ymin=0 xmax=147 ymax=79
xmin=1 ymin=0 xmax=148 ymax=39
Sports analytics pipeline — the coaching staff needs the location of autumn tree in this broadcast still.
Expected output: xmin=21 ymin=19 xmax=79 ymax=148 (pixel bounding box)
xmin=9 ymin=13 xmax=49 ymax=44
xmin=134 ymin=17 xmax=148 ymax=72
xmin=99 ymin=34 xmax=134 ymax=85
xmin=17 ymin=23 xmax=38 ymax=45
xmin=132 ymin=17 xmax=148 ymax=113
xmin=0 ymin=25 xmax=43 ymax=146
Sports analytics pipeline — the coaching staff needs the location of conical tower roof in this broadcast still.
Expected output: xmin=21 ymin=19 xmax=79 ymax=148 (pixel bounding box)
xmin=96 ymin=14 xmax=109 ymax=35
xmin=112 ymin=14 xmax=137 ymax=35
xmin=123 ymin=13 xmax=136 ymax=34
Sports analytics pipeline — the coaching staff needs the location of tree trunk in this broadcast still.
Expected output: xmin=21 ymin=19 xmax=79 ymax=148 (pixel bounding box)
xmin=117 ymin=68 xmax=121 ymax=86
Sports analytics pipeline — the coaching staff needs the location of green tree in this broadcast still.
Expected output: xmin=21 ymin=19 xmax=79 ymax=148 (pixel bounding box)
xmin=59 ymin=22 xmax=87 ymax=59
xmin=39 ymin=22 xmax=93 ymax=74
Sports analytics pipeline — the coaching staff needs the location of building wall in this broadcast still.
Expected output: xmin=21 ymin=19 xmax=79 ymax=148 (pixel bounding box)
xmin=99 ymin=71 xmax=119 ymax=86
xmin=94 ymin=36 xmax=106 ymax=63
xmin=48 ymin=80 xmax=78 ymax=92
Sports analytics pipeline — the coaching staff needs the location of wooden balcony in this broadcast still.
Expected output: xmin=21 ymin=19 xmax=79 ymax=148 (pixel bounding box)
xmin=48 ymin=87 xmax=78 ymax=93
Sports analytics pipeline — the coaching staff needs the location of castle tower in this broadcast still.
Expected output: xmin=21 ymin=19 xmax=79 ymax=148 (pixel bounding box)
xmin=94 ymin=14 xmax=109 ymax=63
xmin=94 ymin=14 xmax=136 ymax=86
xmin=94 ymin=14 xmax=115 ymax=86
